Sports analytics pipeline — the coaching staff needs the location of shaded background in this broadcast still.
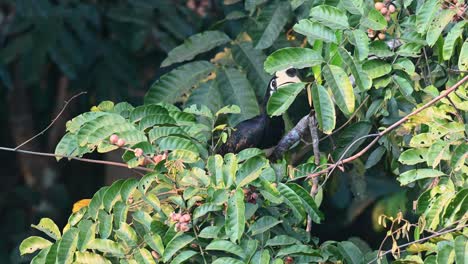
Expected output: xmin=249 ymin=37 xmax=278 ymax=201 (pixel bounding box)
xmin=0 ymin=1 xmax=406 ymax=262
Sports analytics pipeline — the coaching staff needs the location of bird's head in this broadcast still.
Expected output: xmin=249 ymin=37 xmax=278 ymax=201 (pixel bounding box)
xmin=268 ymin=68 xmax=301 ymax=96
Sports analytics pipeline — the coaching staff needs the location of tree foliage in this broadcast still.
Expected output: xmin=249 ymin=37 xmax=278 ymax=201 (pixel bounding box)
xmin=18 ymin=0 xmax=468 ymax=263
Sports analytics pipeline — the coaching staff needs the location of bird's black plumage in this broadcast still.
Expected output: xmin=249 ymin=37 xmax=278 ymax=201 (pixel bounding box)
xmin=217 ymin=68 xmax=300 ymax=155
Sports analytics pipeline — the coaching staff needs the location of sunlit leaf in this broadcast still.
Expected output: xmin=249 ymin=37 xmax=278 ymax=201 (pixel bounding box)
xmin=322 ymin=65 xmax=355 ymax=115
xmin=397 ymin=169 xmax=445 ymax=186
xmin=309 ymin=5 xmax=349 ymax=30
xmin=264 ymin=47 xmax=323 ymax=74
xmin=19 ymin=237 xmax=52 ymax=256
xmin=267 ymin=82 xmax=305 ymax=116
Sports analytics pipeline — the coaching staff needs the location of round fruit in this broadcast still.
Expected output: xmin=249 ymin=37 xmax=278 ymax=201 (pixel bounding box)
xmin=380 ymin=7 xmax=388 ymax=15
xmin=375 ymin=2 xmax=384 ymax=10
xmin=116 ymin=138 xmax=126 ymax=147
xmin=134 ymin=148 xmax=144 ymax=157
xmin=389 ymin=4 xmax=396 ymax=13
xmin=180 ymin=214 xmax=191 ymax=223
xmin=378 ymin=33 xmax=386 ymax=40
xmin=110 ymin=134 xmax=119 ymax=144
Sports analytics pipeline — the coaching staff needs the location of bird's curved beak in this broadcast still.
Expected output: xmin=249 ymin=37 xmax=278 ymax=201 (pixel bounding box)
xmin=274 ymin=67 xmax=301 ymax=88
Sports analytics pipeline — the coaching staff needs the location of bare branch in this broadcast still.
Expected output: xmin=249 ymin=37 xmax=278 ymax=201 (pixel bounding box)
xmin=14 ymin=91 xmax=87 ymax=150
xmin=0 ymin=146 xmax=154 ymax=173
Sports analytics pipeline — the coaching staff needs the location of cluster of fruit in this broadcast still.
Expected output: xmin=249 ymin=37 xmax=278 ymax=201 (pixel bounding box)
xmin=109 ymin=134 xmax=167 ymax=165
xmin=442 ymin=0 xmax=466 ymax=21
xmin=375 ymin=0 xmax=397 ymax=21
xmin=169 ymin=212 xmax=191 ymax=232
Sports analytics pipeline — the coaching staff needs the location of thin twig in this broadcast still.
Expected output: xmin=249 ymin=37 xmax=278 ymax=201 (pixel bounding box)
xmin=0 ymin=146 xmax=154 ymax=172
xmin=368 ymin=223 xmax=468 ymax=264
xmin=14 ymin=91 xmax=87 ymax=150
xmin=307 ymin=75 xmax=468 ymax=180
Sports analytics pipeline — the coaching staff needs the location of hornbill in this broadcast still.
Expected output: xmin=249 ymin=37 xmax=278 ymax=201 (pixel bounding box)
xmin=217 ymin=68 xmax=301 ymax=155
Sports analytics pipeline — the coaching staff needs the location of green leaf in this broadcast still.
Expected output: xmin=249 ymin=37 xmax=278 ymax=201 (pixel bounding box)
xmin=161 ymin=31 xmax=231 ymax=67
xmin=362 ymin=60 xmax=391 ymax=79
xmin=134 ymin=248 xmax=156 ymax=264
xmin=287 ymin=183 xmax=324 ymax=223
xmin=44 ymin=242 xmax=59 ymax=263
xmin=443 ymin=21 xmax=467 ymax=60
xmin=248 ymin=216 xmax=282 ymax=235
xmin=199 ymin=226 xmax=222 ymax=239
xmin=451 ymin=143 xmax=468 ymax=171
xmin=369 ymin=41 xmax=394 ymax=58
xmin=162 ymin=234 xmax=195 ymax=262
xmin=267 ymin=82 xmax=305 ymax=116
xmin=426 ymin=141 xmax=450 ymax=168
xmin=459 ymin=40 xmax=468 ymax=71
xmin=322 ymin=65 xmax=355 ymax=115
xmin=206 ymin=240 xmax=246 ymax=259
xmin=360 ymin=9 xmax=387 ymax=30
xmin=365 ymin=146 xmax=385 ymax=169
xmin=397 ymin=169 xmax=445 ymax=186
xmin=416 ymin=0 xmax=441 ymax=34
xmin=399 ymin=148 xmax=427 ymax=165
xmin=145 ymin=233 xmax=165 ymax=256
xmin=276 ymin=245 xmax=319 ymax=257
xmin=350 ymin=29 xmax=369 ymax=61
xmin=312 ymin=84 xmax=336 ymax=134
xmin=393 ymin=58 xmax=415 ymax=75
xmin=338 ymin=241 xmax=363 ymax=264
xmin=170 ymin=250 xmax=198 ymax=264
xmin=77 ymin=219 xmax=96 ymax=251
xmin=341 ymin=0 xmax=364 ymax=15
xmin=393 ymin=72 xmax=414 ymax=97
xmin=454 ymin=236 xmax=467 ymax=264
xmin=226 ymin=189 xmax=246 ymax=243
xmin=332 ymin=122 xmax=372 ymax=160
xmin=31 ymin=218 xmax=61 ymax=241
xmin=103 ymin=179 xmax=124 ymax=212
xmin=251 ymin=250 xmax=271 ymax=264
xmin=158 ymin=136 xmax=198 ymax=153
xmin=253 ymin=1 xmax=290 ymax=49
xmin=309 ymin=5 xmax=349 ymax=30
xmin=74 ymin=252 xmax=111 ymax=264
xmin=426 ymin=9 xmax=456 ymax=47
xmin=19 ymin=236 xmax=52 ymax=256
xmin=216 ymin=105 xmax=241 ymax=116
xmin=145 ymin=61 xmax=215 ymax=104
xmin=216 ymin=68 xmax=260 ymax=126
xmin=437 ymin=241 xmax=455 ymax=264
xmin=31 ymin=247 xmax=51 ymax=264
xmin=293 ymin=19 xmax=337 ymax=43
xmin=115 ymin=222 xmax=138 ymax=247
xmin=264 ymin=47 xmax=323 ymax=74
xmin=55 ymin=133 xmax=89 ymax=161
xmin=212 ymin=257 xmax=245 ymax=264
xmin=193 ymin=203 xmax=223 ymax=219
xmin=236 ymin=156 xmax=269 ymax=188
xmin=277 ymin=183 xmax=306 ymax=222
xmin=266 ymin=235 xmax=300 ymax=247
xmin=338 ymin=48 xmax=371 ymax=91
xmin=57 ymin=228 xmax=79 ymax=264
xmin=232 ymin=42 xmax=271 ymax=100
xmin=98 ymin=210 xmax=113 ymax=239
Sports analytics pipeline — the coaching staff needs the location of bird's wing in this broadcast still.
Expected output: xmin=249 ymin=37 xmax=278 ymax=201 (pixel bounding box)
xmin=217 ymin=115 xmax=266 ymax=155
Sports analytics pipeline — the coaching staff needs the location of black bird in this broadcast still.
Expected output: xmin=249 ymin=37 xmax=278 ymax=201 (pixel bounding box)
xmin=217 ymin=68 xmax=301 ymax=155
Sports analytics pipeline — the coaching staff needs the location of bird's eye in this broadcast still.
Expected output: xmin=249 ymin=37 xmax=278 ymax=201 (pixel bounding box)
xmin=286 ymin=68 xmax=297 ymax=77
xmin=271 ymin=79 xmax=277 ymax=88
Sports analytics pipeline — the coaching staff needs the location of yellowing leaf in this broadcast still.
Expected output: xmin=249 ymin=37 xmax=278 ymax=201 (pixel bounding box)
xmin=72 ymin=199 xmax=91 ymax=213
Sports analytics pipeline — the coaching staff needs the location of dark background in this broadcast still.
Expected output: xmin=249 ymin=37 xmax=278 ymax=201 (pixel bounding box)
xmin=0 ymin=1 xmax=404 ymax=262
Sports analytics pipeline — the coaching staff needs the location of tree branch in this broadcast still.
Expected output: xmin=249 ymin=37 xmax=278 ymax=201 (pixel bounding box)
xmin=14 ymin=91 xmax=87 ymax=150
xmin=0 ymin=146 xmax=154 ymax=173
xmin=307 ymin=75 xmax=468 ymax=180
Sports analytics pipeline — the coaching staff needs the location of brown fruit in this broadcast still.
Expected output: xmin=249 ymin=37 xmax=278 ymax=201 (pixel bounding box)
xmin=116 ymin=138 xmax=126 ymax=147
xmin=378 ymin=33 xmax=386 ymax=40
xmin=375 ymin=2 xmax=384 ymax=10
xmin=380 ymin=7 xmax=388 ymax=15
xmin=179 ymin=222 xmax=190 ymax=232
xmin=109 ymin=134 xmax=119 ymax=144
